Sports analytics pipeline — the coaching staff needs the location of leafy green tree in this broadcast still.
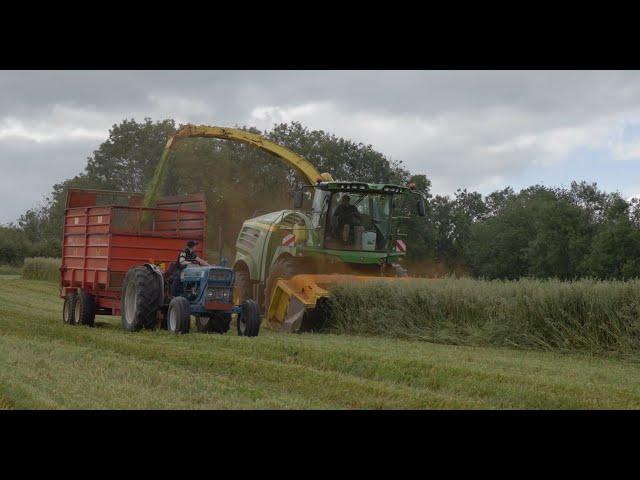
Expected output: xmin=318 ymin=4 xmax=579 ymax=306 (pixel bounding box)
xmin=86 ymin=118 xmax=177 ymax=192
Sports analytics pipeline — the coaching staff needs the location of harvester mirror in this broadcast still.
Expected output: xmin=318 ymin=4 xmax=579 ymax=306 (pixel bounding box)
xmin=293 ymin=190 xmax=304 ymax=209
xmin=417 ymin=196 xmax=426 ymax=217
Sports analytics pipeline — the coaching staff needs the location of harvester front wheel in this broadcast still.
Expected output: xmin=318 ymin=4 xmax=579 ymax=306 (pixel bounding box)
xmin=196 ymin=313 xmax=230 ymax=334
xmin=73 ymin=291 xmax=96 ymax=327
xmin=235 ymin=267 xmax=253 ymax=304
xmin=62 ymin=294 xmax=76 ymax=325
xmin=237 ymin=299 xmax=260 ymax=337
xmin=264 ymin=256 xmax=302 ymax=312
xmin=167 ymin=297 xmax=191 ymax=334
xmin=121 ymin=266 xmax=162 ymax=332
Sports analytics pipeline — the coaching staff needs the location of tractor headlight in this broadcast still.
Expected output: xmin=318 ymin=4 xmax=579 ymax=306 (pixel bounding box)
xmin=206 ymin=287 xmax=233 ymax=303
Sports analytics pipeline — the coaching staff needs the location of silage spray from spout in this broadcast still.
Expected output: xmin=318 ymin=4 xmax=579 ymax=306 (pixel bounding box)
xmin=140 ymin=140 xmax=172 ymax=225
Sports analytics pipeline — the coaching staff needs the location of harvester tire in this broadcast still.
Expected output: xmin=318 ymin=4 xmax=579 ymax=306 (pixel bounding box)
xmin=238 ymin=299 xmax=260 ymax=337
xmin=73 ymin=291 xmax=96 ymax=327
xmin=195 ymin=315 xmax=209 ymax=332
xmin=121 ymin=266 xmax=162 ymax=332
xmin=196 ymin=314 xmax=230 ymax=334
xmin=264 ymin=256 xmax=301 ymax=312
xmin=167 ymin=296 xmax=191 ymax=334
xmin=235 ymin=267 xmax=253 ymax=303
xmin=62 ymin=294 xmax=76 ymax=325
xmin=392 ymin=264 xmax=408 ymax=277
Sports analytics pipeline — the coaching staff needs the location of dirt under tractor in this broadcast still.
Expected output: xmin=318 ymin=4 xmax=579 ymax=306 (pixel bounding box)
xmin=144 ymin=125 xmax=427 ymax=333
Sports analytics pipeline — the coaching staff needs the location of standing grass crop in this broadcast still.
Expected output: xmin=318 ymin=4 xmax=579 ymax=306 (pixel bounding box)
xmin=329 ymin=278 xmax=640 ymax=356
xmin=21 ymin=257 xmax=60 ymax=282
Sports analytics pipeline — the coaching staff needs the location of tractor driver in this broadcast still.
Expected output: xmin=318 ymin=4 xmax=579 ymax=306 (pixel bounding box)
xmin=332 ymin=194 xmax=361 ymax=244
xmin=169 ymin=240 xmax=209 ymax=296
xmin=178 ymin=240 xmax=209 ymax=268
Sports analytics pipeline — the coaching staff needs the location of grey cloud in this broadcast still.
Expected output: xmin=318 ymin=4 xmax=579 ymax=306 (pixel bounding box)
xmin=2 ymin=70 xmax=640 ymax=223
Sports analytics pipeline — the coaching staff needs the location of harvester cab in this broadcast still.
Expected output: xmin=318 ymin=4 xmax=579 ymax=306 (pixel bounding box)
xmin=294 ymin=180 xmax=425 ymax=255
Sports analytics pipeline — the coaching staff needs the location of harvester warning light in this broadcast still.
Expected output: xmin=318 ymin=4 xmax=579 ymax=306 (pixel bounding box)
xmin=282 ymin=233 xmax=296 ymax=247
xmin=396 ymin=239 xmax=407 ymax=253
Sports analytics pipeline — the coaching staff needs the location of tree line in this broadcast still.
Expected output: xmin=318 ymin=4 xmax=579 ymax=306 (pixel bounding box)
xmin=2 ymin=118 xmax=639 ymax=280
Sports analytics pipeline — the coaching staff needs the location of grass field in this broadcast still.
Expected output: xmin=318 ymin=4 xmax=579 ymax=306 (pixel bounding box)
xmin=0 ymin=264 xmax=21 ymax=276
xmin=21 ymin=257 xmax=59 ymax=282
xmin=331 ymin=278 xmax=640 ymax=355
xmin=2 ymin=276 xmax=640 ymax=409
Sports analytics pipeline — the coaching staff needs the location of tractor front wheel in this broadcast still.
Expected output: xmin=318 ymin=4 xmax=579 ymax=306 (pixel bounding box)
xmin=237 ymin=299 xmax=260 ymax=337
xmin=167 ymin=297 xmax=191 ymax=334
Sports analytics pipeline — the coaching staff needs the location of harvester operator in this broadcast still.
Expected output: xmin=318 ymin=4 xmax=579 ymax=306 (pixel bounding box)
xmin=169 ymin=240 xmax=209 ymax=296
xmin=333 ymin=194 xmax=361 ymax=244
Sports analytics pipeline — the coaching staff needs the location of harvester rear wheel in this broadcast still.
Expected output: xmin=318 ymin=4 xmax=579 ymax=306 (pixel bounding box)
xmin=62 ymin=294 xmax=76 ymax=325
xmin=121 ymin=266 xmax=162 ymax=332
xmin=167 ymin=297 xmax=191 ymax=334
xmin=237 ymin=299 xmax=260 ymax=337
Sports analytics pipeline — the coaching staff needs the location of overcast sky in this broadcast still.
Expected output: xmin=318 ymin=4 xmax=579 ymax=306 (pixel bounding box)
xmin=1 ymin=70 xmax=639 ymax=224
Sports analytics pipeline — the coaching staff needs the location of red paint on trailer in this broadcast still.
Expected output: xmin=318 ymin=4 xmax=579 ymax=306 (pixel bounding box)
xmin=60 ymin=188 xmax=207 ymax=316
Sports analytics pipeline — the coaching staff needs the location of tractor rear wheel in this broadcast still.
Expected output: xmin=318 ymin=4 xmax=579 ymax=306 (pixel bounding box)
xmin=167 ymin=296 xmax=191 ymax=334
xmin=62 ymin=294 xmax=76 ymax=325
xmin=238 ymin=299 xmax=260 ymax=337
xmin=121 ymin=266 xmax=162 ymax=332
xmin=73 ymin=291 xmax=96 ymax=327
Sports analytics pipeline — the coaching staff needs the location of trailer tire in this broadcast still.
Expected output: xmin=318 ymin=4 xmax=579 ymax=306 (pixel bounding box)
xmin=73 ymin=291 xmax=96 ymax=327
xmin=167 ymin=296 xmax=191 ymax=334
xmin=121 ymin=266 xmax=161 ymax=332
xmin=63 ymin=294 xmax=76 ymax=325
xmin=238 ymin=299 xmax=260 ymax=337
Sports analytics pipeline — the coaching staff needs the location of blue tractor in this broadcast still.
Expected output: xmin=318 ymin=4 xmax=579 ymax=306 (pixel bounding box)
xmin=160 ymin=263 xmax=261 ymax=336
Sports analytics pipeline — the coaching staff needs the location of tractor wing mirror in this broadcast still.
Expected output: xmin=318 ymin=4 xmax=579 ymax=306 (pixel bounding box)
xmin=416 ymin=196 xmax=426 ymax=217
xmin=293 ymin=190 xmax=304 ymax=209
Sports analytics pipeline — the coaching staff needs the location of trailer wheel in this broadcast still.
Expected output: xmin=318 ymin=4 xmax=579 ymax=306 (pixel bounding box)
xmin=167 ymin=297 xmax=191 ymax=334
xmin=62 ymin=294 xmax=76 ymax=325
xmin=73 ymin=291 xmax=96 ymax=327
xmin=121 ymin=267 xmax=162 ymax=332
xmin=238 ymin=299 xmax=260 ymax=337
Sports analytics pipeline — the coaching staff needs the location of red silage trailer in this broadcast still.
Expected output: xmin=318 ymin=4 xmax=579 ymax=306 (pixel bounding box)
xmin=60 ymin=188 xmax=207 ymax=323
